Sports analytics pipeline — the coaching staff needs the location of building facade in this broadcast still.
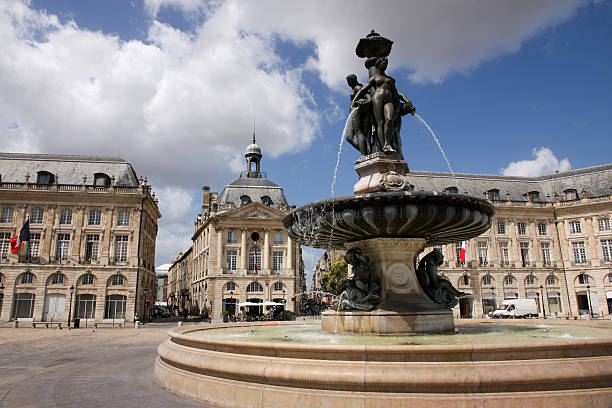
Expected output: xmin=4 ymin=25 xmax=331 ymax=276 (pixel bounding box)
xmin=315 ymin=164 xmax=612 ymax=319
xmin=0 ymin=153 xmax=161 ymax=324
xmin=168 ymin=140 xmax=305 ymax=318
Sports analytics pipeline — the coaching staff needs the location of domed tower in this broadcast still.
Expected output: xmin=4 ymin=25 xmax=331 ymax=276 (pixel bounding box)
xmin=245 ymin=133 xmax=262 ymax=178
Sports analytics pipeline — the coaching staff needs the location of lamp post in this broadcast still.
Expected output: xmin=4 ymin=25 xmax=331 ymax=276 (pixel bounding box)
xmin=0 ymin=283 xmax=4 ymax=316
xmin=490 ymin=286 xmax=495 ymax=315
xmin=539 ymin=285 xmax=546 ymax=318
xmin=143 ymin=287 xmax=148 ymax=321
xmin=67 ymin=285 xmax=75 ymax=328
xmin=586 ymin=284 xmax=593 ymax=318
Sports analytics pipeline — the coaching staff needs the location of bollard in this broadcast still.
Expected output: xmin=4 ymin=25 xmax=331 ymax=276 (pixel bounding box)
xmin=178 ymin=321 xmax=183 ymax=327
xmin=12 ymin=320 xmax=19 ymax=328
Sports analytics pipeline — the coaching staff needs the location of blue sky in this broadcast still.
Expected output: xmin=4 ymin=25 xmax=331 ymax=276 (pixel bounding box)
xmin=2 ymin=0 xmax=611 ymax=277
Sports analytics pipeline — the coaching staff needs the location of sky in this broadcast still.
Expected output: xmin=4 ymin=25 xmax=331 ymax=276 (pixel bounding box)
xmin=1 ymin=0 xmax=611 ymax=285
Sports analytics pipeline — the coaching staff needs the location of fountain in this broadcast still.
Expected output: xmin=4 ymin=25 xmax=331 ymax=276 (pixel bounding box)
xmin=155 ymin=31 xmax=612 ymax=407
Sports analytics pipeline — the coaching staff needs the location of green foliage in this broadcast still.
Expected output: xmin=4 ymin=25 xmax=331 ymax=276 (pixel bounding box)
xmin=320 ymin=256 xmax=348 ymax=294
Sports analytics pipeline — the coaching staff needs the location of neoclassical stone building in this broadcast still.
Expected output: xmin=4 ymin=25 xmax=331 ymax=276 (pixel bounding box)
xmin=314 ymin=164 xmax=612 ymax=319
xmin=168 ymin=139 xmax=305 ymax=318
xmin=410 ymin=164 xmax=612 ymax=318
xmin=0 ymin=153 xmax=161 ymax=324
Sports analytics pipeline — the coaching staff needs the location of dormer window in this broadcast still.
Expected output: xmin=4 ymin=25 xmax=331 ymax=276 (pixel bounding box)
xmin=444 ymin=187 xmax=458 ymax=193
xmin=261 ymin=195 xmax=273 ymax=206
xmin=564 ymin=189 xmax=578 ymax=201
xmin=93 ymin=173 xmax=111 ymax=187
xmin=240 ymin=195 xmax=252 ymax=206
xmin=487 ymin=189 xmax=500 ymax=201
xmin=528 ymin=191 xmax=540 ymax=202
xmin=36 ymin=171 xmax=54 ymax=184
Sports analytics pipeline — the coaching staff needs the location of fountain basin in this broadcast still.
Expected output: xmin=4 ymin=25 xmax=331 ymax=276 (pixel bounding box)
xmin=283 ymin=191 xmax=495 ymax=249
xmin=155 ymin=320 xmax=612 ymax=407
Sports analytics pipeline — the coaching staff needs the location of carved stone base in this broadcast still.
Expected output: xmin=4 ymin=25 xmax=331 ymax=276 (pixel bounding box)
xmin=322 ymin=238 xmax=455 ymax=334
xmin=353 ymin=153 xmax=410 ymax=194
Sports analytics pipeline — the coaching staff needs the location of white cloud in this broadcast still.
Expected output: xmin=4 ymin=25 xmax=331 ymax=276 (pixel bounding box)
xmin=501 ymin=147 xmax=572 ymax=177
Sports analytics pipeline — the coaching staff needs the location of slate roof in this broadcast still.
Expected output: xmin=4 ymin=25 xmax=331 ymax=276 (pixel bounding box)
xmin=0 ymin=153 xmax=139 ymax=187
xmin=406 ymin=164 xmax=612 ymax=202
xmin=217 ymin=173 xmax=288 ymax=208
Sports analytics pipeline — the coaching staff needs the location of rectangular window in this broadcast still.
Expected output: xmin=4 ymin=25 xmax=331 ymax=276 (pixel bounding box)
xmin=455 ymin=242 xmax=462 ymax=263
xmin=0 ymin=207 xmax=14 ymax=223
xmin=85 ymin=234 xmax=100 ymax=262
xmin=538 ymin=223 xmax=547 ymax=236
xmin=462 ymin=275 xmax=470 ymax=286
xmin=482 ymin=275 xmax=491 ymax=286
xmin=88 ymin=209 xmax=101 ymax=225
xmin=546 ymin=276 xmax=556 ymax=285
xmin=504 ymin=276 xmax=514 ymax=285
xmin=517 ymin=222 xmax=526 ymax=235
xmin=601 ymin=239 xmax=612 ymax=262
xmin=0 ymin=232 xmax=11 ymax=260
xmin=520 ymin=242 xmax=529 ymax=267
xmin=598 ymin=218 xmax=611 ymax=231
xmin=29 ymin=233 xmax=41 ymax=258
xmin=76 ymin=294 xmax=96 ymax=319
xmin=273 ymin=231 xmax=283 ymax=245
xmin=477 ymin=242 xmax=488 ymax=266
xmin=499 ymin=242 xmax=509 ymax=266
xmin=497 ymin=221 xmax=506 ymax=235
xmin=55 ymin=233 xmax=71 ymax=261
xmin=114 ymin=235 xmax=129 ymax=263
xmin=526 ymin=275 xmax=535 ymax=285
xmin=59 ymin=209 xmax=72 ymax=225
xmin=572 ymin=241 xmax=587 ymax=264
xmin=226 ymin=250 xmax=237 ymax=271
xmin=227 ymin=231 xmax=237 ymax=244
xmin=117 ymin=210 xmax=130 ymax=226
xmin=541 ymin=242 xmax=551 ymax=265
xmin=569 ymin=221 xmax=582 ymax=234
xmin=30 ymin=208 xmax=44 ymax=224
xmin=273 ymin=251 xmax=284 ymax=271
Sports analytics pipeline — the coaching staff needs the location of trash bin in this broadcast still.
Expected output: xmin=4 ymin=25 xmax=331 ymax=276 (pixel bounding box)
xmin=73 ymin=318 xmax=80 ymax=328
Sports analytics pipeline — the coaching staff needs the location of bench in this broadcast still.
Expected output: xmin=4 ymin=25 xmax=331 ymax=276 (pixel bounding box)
xmin=93 ymin=322 xmax=123 ymax=328
xmin=31 ymin=321 xmax=62 ymax=329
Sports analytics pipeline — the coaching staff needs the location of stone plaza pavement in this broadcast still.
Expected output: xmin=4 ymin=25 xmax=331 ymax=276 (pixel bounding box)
xmin=0 ymin=322 xmax=217 ymax=408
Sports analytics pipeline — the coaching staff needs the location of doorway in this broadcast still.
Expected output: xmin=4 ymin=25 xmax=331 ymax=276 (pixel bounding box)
xmin=43 ymin=294 xmax=66 ymax=321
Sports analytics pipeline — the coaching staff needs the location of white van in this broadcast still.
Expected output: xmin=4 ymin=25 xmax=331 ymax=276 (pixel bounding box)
xmin=491 ymin=299 xmax=538 ymax=318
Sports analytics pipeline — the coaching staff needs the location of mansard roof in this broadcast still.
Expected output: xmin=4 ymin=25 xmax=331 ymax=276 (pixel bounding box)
xmin=0 ymin=152 xmax=139 ymax=187
xmin=407 ymin=164 xmax=612 ymax=201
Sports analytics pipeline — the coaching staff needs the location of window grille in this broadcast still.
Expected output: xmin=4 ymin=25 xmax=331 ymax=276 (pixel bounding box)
xmin=273 ymin=251 xmax=283 ymax=271
xmin=504 ymin=276 xmax=514 ymax=285
xmin=541 ymin=242 xmax=551 ymax=265
xmin=601 ymin=239 xmax=612 ymax=262
xmin=569 ymin=221 xmax=582 ymax=234
xmin=538 ymin=223 xmax=547 ymax=235
xmin=55 ymin=233 xmax=70 ymax=261
xmin=82 ymin=274 xmax=94 ymax=285
xmin=526 ymin=275 xmax=535 ymax=285
xmin=546 ymin=276 xmax=556 ymax=285
xmin=227 ymin=231 xmax=237 ymax=243
xmin=477 ymin=242 xmax=488 ymax=266
xmin=226 ymin=281 xmax=236 ymax=291
xmin=598 ymin=218 xmax=611 ymax=231
xmin=499 ymin=242 xmax=509 ymax=266
xmin=88 ymin=210 xmax=101 ymax=225
xmin=114 ymin=235 xmax=128 ymax=262
xmin=226 ymin=250 xmax=237 ymax=271
xmin=21 ymin=272 xmax=34 ymax=284
xmin=482 ymin=275 xmax=491 ymax=285
xmin=247 ymin=282 xmax=263 ymax=292
xmin=85 ymin=234 xmax=99 ymax=262
xmin=578 ymin=273 xmax=589 ymax=284
xmin=117 ymin=210 xmax=130 ymax=226
xmin=0 ymin=232 xmax=10 ymax=259
xmin=274 ymin=281 xmax=283 ymax=291
xmin=104 ymin=295 xmax=126 ymax=319
xmin=111 ymin=275 xmax=124 ymax=285
xmin=520 ymin=242 xmax=529 ymax=266
xmin=30 ymin=208 xmax=43 ymax=224
xmin=0 ymin=208 xmax=14 ymax=223
xmin=248 ymin=247 xmax=261 ymax=273
xmin=76 ymin=294 xmax=96 ymax=319
xmin=59 ymin=209 xmax=72 ymax=224
xmin=517 ymin=222 xmax=526 ymax=235
xmin=29 ymin=233 xmax=41 ymax=258
xmin=273 ymin=231 xmax=283 ymax=245
xmin=572 ymin=242 xmax=587 ymax=264
xmin=497 ymin=221 xmax=506 ymax=234
xmin=51 ymin=273 xmax=64 ymax=285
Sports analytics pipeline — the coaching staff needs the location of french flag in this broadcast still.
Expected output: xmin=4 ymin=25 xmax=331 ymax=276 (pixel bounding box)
xmin=459 ymin=241 xmax=466 ymax=263
xmin=9 ymin=220 xmax=30 ymax=254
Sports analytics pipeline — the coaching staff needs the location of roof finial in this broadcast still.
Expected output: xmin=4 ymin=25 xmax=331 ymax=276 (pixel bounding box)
xmin=252 ymin=104 xmax=256 ymax=144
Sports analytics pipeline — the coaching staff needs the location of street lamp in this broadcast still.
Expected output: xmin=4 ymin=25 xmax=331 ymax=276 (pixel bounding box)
xmin=67 ymin=285 xmax=75 ymax=328
xmin=539 ymin=285 xmax=546 ymax=318
xmin=586 ymin=284 xmax=593 ymax=318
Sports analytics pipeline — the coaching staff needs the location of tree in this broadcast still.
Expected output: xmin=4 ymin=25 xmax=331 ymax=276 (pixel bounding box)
xmin=320 ymin=256 xmax=348 ymax=294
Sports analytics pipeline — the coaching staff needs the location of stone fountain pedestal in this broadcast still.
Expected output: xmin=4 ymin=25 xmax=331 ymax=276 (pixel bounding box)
xmin=321 ymin=237 xmax=454 ymax=334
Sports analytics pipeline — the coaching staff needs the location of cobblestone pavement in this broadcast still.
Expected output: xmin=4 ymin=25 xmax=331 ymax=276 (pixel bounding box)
xmin=0 ymin=322 xmax=217 ymax=408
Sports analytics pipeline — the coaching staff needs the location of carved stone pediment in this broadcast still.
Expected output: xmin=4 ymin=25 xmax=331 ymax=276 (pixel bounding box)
xmin=222 ymin=203 xmax=282 ymax=220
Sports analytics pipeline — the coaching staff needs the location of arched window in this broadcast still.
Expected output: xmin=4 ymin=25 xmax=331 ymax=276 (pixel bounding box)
xmin=487 ymin=189 xmax=500 ymax=201
xmin=274 ymin=281 xmax=283 ymax=291
xmin=504 ymin=276 xmax=514 ymax=285
xmin=226 ymin=281 xmax=236 ymax=291
xmin=248 ymin=246 xmax=261 ymax=272
xmin=51 ymin=273 xmax=64 ymax=285
xmin=36 ymin=171 xmax=54 ymax=184
xmin=546 ymin=275 xmax=557 ymax=285
xmin=111 ymin=274 xmax=124 ymax=286
xmin=577 ymin=273 xmax=590 ymax=284
xmin=482 ymin=275 xmax=492 ymax=286
xmin=247 ymin=282 xmax=263 ymax=292
xmin=93 ymin=173 xmax=111 ymax=187
xmin=81 ymin=274 xmax=95 ymax=285
xmin=20 ymin=272 xmax=34 ymax=285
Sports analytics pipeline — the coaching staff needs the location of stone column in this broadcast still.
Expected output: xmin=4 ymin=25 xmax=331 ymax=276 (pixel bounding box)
xmin=216 ymin=227 xmax=223 ymax=270
xmin=263 ymin=228 xmax=270 ymax=272
xmin=240 ymin=228 xmax=247 ymax=273
xmin=287 ymin=237 xmax=293 ymax=272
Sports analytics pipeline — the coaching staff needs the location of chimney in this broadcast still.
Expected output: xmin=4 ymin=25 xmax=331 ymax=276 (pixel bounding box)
xmin=202 ymin=186 xmax=210 ymax=213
